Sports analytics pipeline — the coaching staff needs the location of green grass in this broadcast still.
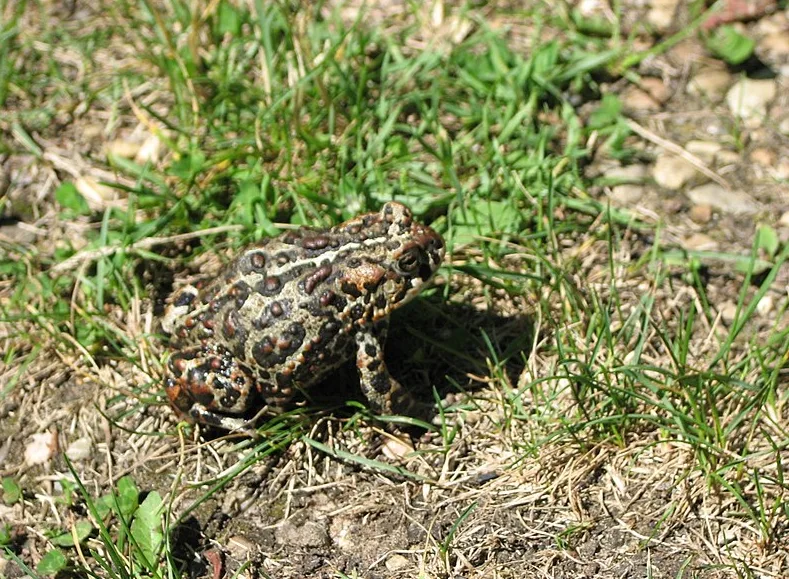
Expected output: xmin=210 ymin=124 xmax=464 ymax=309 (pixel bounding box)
xmin=2 ymin=0 xmax=789 ymax=577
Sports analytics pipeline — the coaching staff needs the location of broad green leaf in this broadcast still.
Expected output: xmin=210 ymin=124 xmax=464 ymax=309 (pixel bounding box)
xmin=130 ymin=491 xmax=164 ymax=567
xmin=116 ymin=476 xmax=140 ymax=517
xmin=706 ymin=25 xmax=754 ymax=65
xmin=49 ymin=521 xmax=93 ymax=547
xmin=755 ymin=225 xmax=779 ymax=257
xmin=0 ymin=523 xmax=11 ymax=545
xmin=2 ymin=477 xmax=21 ymax=504
xmin=36 ymin=549 xmax=68 ymax=575
xmin=96 ymin=494 xmax=114 ymax=520
xmin=96 ymin=476 xmax=139 ymax=519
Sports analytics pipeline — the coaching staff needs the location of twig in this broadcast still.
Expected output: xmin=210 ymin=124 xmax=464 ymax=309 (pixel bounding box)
xmin=49 ymin=225 xmax=244 ymax=274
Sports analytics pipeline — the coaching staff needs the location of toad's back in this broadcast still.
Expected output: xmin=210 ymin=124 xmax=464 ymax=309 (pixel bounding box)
xmin=163 ymin=202 xmax=445 ymax=431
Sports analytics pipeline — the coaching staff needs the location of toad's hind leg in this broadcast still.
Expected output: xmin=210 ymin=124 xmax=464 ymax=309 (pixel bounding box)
xmin=354 ymin=322 xmax=415 ymax=416
xmin=165 ymin=344 xmax=261 ymax=433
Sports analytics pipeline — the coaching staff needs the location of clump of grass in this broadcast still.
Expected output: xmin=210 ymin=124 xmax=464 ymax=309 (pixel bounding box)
xmin=2 ymin=0 xmax=788 ymax=576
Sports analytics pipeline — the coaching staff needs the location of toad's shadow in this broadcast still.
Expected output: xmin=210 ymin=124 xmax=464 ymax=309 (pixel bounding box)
xmin=304 ymin=292 xmax=532 ymax=426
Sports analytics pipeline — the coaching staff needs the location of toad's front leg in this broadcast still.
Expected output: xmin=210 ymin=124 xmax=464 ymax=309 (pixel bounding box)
xmin=354 ymin=321 xmax=415 ymax=416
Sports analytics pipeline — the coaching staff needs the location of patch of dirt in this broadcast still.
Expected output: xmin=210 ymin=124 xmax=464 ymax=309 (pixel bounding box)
xmin=3 ymin=1 xmax=789 ymax=578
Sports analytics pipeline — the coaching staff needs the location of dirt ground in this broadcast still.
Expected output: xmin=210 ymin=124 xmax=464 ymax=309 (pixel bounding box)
xmin=2 ymin=1 xmax=789 ymax=578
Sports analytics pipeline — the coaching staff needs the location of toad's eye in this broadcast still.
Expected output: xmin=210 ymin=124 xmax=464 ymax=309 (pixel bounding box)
xmin=395 ymin=250 xmax=420 ymax=275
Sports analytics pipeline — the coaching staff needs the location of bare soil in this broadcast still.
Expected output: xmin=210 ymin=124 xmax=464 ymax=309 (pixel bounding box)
xmin=2 ymin=1 xmax=789 ymax=578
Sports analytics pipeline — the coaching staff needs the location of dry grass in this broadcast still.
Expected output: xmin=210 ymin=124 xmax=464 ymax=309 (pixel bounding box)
xmin=2 ymin=1 xmax=789 ymax=578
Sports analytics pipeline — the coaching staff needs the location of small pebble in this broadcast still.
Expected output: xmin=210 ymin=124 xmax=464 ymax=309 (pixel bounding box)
xmin=683 ymin=233 xmax=719 ymax=251
xmin=104 ymin=140 xmax=142 ymax=159
xmin=757 ymin=33 xmax=789 ymax=66
xmin=621 ymin=86 xmax=662 ymax=112
xmin=689 ymin=204 xmax=713 ymax=224
xmin=647 ymin=0 xmax=681 ymax=32
xmin=687 ymin=183 xmax=759 ymax=215
xmin=756 ymin=295 xmax=774 ymax=316
xmin=715 ymin=150 xmax=741 ymax=165
xmin=719 ymin=301 xmax=738 ymax=324
xmin=275 ymin=522 xmax=329 ymax=548
xmin=136 ymin=134 xmax=162 ymax=164
xmin=776 ymin=159 xmax=789 ymax=180
xmin=65 ymin=437 xmax=92 ymax=461
xmin=382 ymin=436 xmax=415 ymax=460
xmin=749 ymin=147 xmax=776 ymax=167
xmin=640 ymin=77 xmax=671 ymax=103
xmin=653 ymin=154 xmax=699 ymax=190
xmin=385 ymin=554 xmax=410 ymax=572
xmin=686 ymin=140 xmax=723 ymax=164
xmin=25 ymin=432 xmax=57 ymax=466
xmin=227 ymin=536 xmax=255 ymax=560
xmin=726 ymin=78 xmax=778 ymax=128
xmin=686 ymin=68 xmax=732 ymax=101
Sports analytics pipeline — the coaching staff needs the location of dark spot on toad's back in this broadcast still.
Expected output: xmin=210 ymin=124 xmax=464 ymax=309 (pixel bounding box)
xmin=270 ymin=301 xmax=284 ymax=317
xmin=371 ymin=371 xmax=391 ymax=394
xmin=304 ymin=264 xmax=333 ymax=295
xmin=302 ymin=235 xmax=330 ymax=250
xmin=341 ymin=282 xmax=362 ymax=299
xmin=350 ymin=304 xmax=364 ymax=321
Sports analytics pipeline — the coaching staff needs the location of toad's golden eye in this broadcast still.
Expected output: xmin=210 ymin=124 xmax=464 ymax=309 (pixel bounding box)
xmin=395 ymin=250 xmax=420 ymax=275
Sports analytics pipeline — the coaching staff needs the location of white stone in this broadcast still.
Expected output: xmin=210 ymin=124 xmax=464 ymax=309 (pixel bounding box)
xmin=385 ymin=554 xmax=410 ymax=572
xmin=104 ymin=140 xmax=141 ymax=159
xmin=779 ymin=117 xmax=789 ymax=136
xmin=136 ymin=134 xmax=162 ymax=164
xmin=606 ymin=164 xmax=648 ymax=204
xmin=715 ymin=150 xmax=742 ymax=165
xmin=576 ymin=0 xmax=605 ymax=17
xmin=607 ymin=164 xmax=649 ymax=180
xmin=647 ymin=0 xmax=681 ymax=32
xmin=682 ymin=233 xmax=719 ymax=251
xmin=76 ymin=176 xmax=115 ymax=207
xmin=65 ymin=437 xmax=92 ymax=461
xmin=750 ymin=148 xmax=776 ymax=167
xmin=755 ymin=12 xmax=789 ymax=36
xmin=686 ymin=140 xmax=723 ymax=164
xmin=726 ymin=78 xmax=778 ymax=127
xmin=381 ymin=435 xmax=414 ymax=459
xmin=776 ymin=159 xmax=789 ymax=180
xmin=653 ymin=154 xmax=699 ymax=190
xmin=25 ymin=432 xmax=57 ymax=466
xmin=758 ymin=33 xmax=789 ymax=66
xmin=610 ymin=184 xmax=647 ymax=205
xmin=687 ymin=68 xmax=733 ymax=101
xmin=719 ymin=301 xmax=738 ymax=324
xmin=686 ymin=183 xmax=760 ymax=215
xmin=756 ymin=295 xmax=774 ymax=316
xmin=227 ymin=536 xmax=255 ymax=560
xmin=621 ymin=86 xmax=661 ymax=112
